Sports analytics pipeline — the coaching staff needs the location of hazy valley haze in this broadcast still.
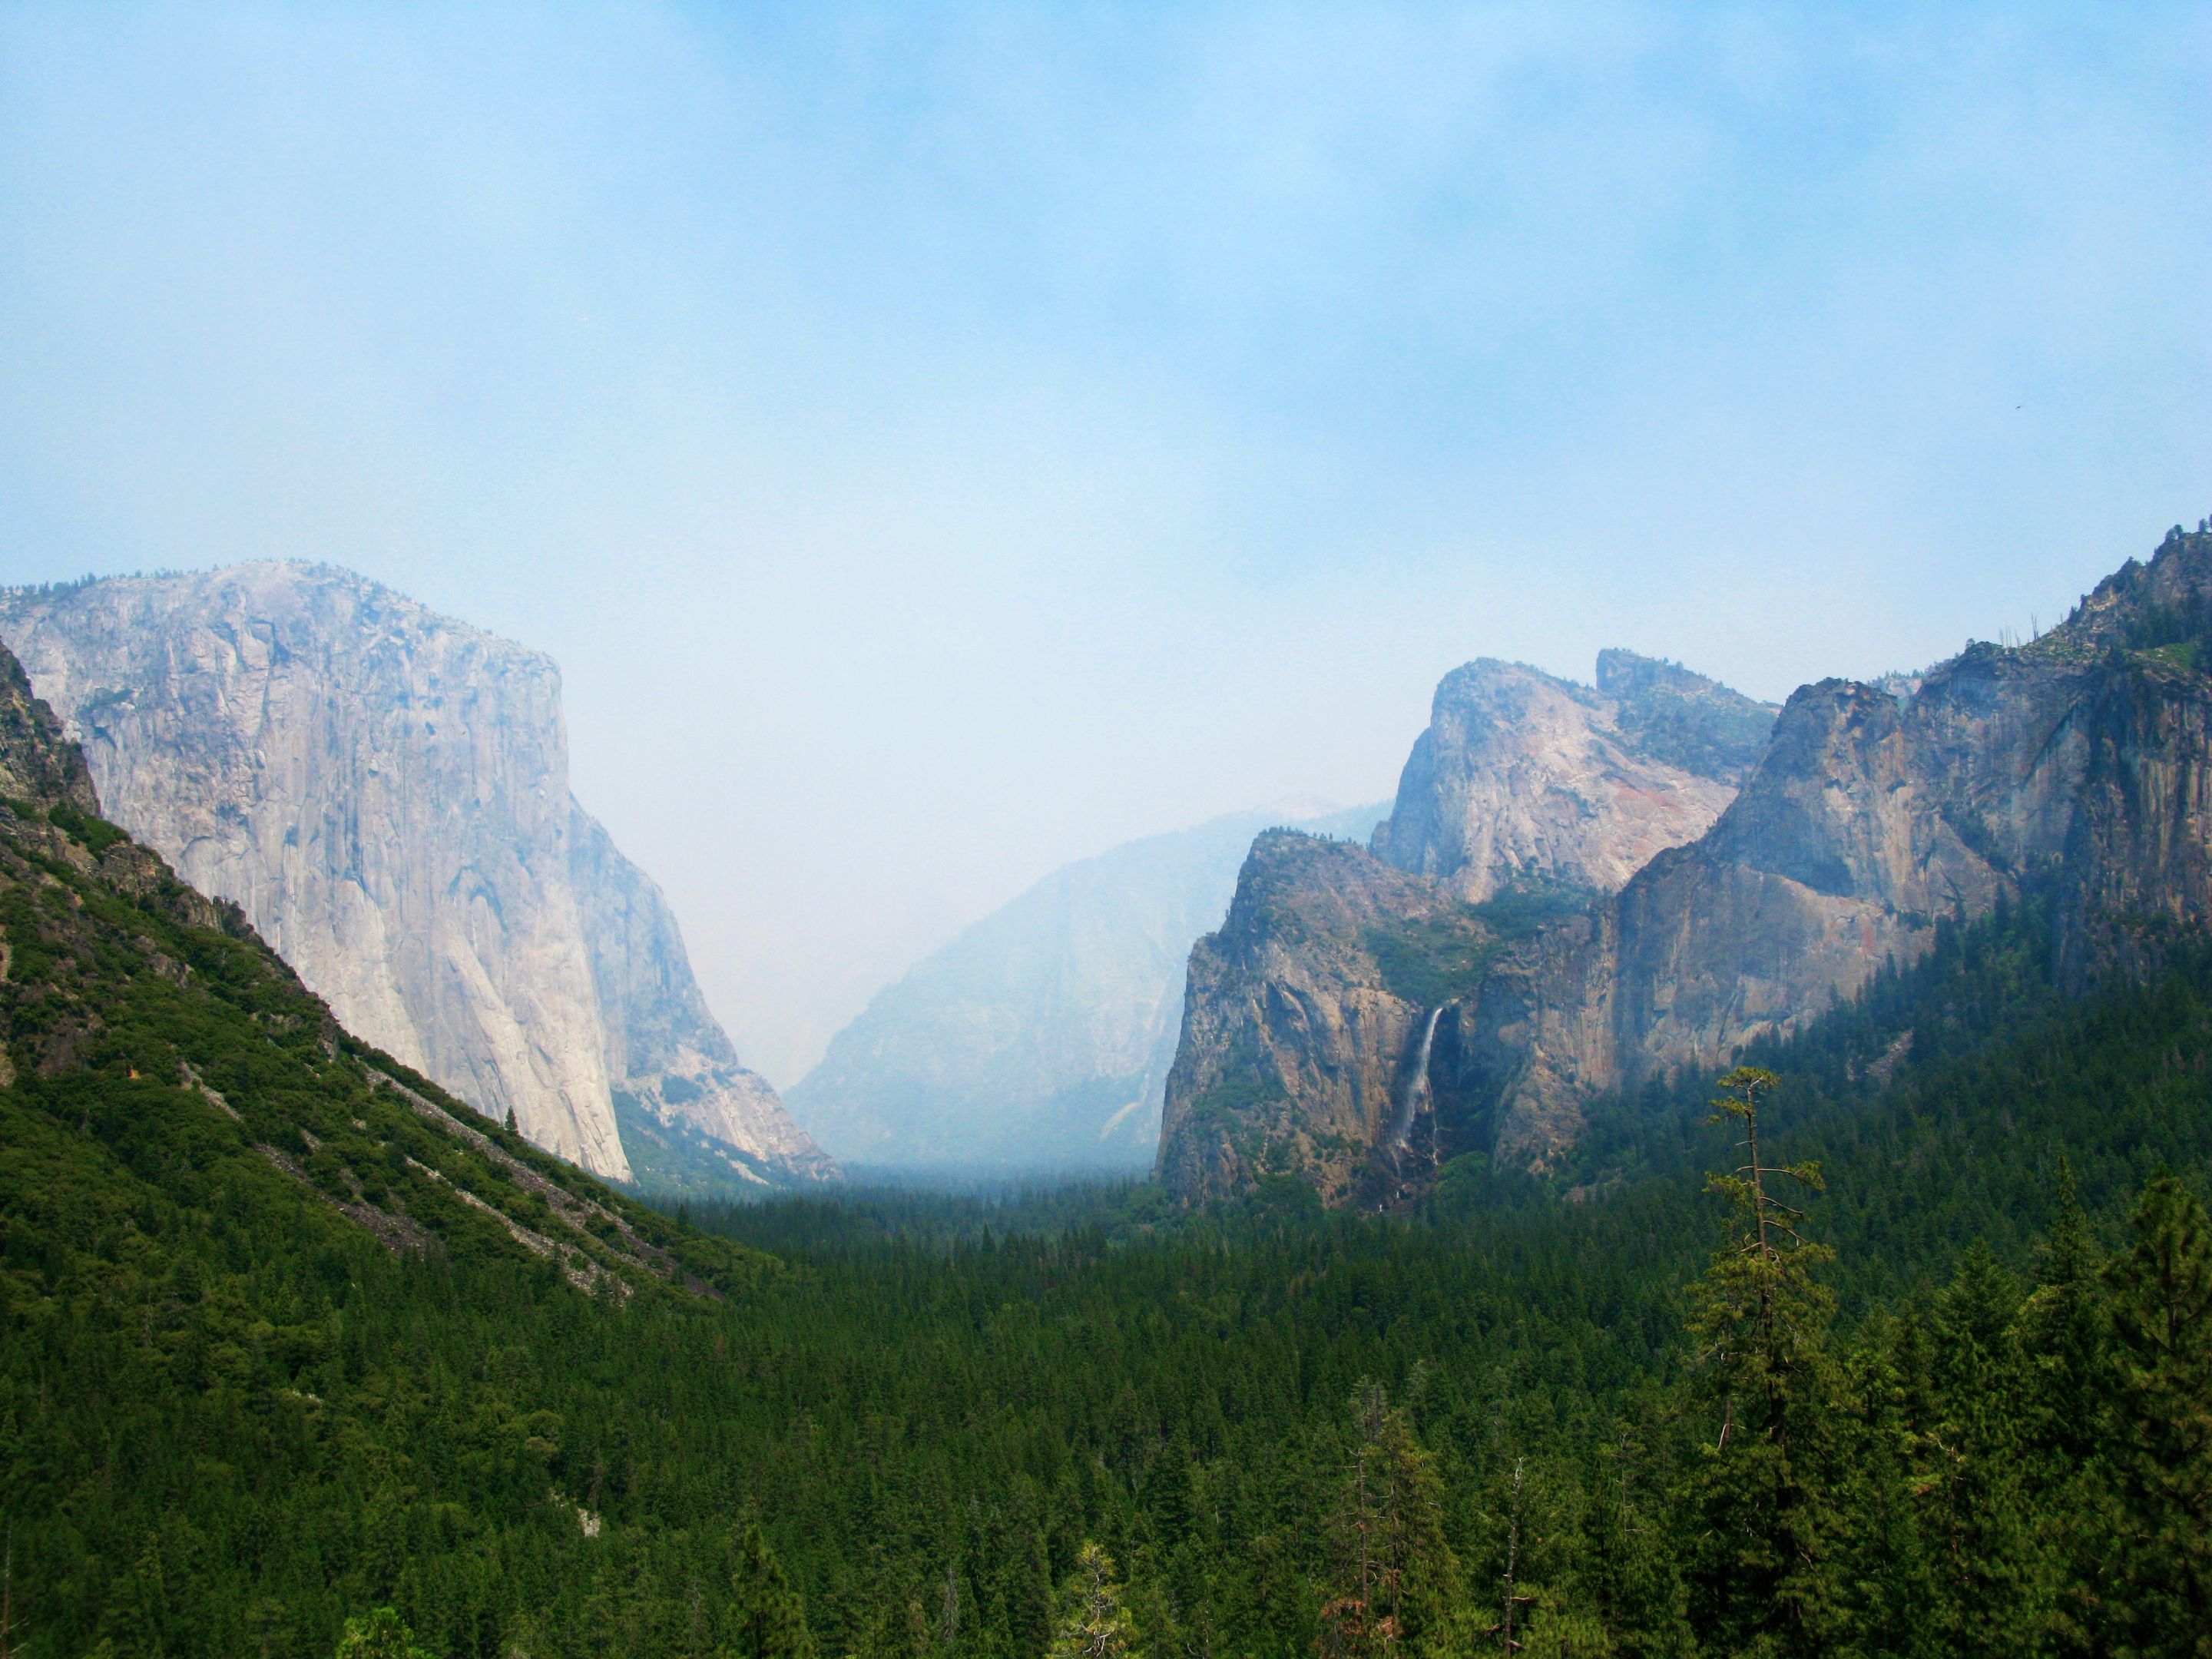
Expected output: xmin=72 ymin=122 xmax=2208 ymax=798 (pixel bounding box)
xmin=2 ymin=3 xmax=2207 ymax=1081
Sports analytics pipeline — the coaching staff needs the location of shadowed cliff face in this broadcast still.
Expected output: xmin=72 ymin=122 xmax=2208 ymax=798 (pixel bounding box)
xmin=1160 ymin=653 xmax=1771 ymax=1203
xmin=569 ymin=808 xmax=838 ymax=1187
xmin=789 ymin=801 xmax=1384 ymax=1172
xmin=1154 ymin=831 xmax=1481 ymax=1205
xmin=1160 ymin=527 xmax=2212 ymax=1206
xmin=0 ymin=563 xmax=832 ymax=1189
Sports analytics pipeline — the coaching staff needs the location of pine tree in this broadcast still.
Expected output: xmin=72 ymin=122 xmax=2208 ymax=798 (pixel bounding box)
xmin=1477 ymin=1456 xmax=1537 ymax=1657
xmin=331 ymin=1608 xmax=433 ymax=1658
xmin=2019 ymin=1161 xmax=2108 ymax=1462
xmin=1010 ymin=1525 xmax=1056 ymax=1659
xmin=1578 ymin=1429 xmax=1684 ymax=1658
xmin=726 ymin=1525 xmax=818 ymax=1659
xmin=2101 ymin=1174 xmax=2212 ymax=1657
xmin=1684 ymin=1067 xmax=1844 ymax=1658
xmin=1048 ymin=1544 xmax=1141 ymax=1659
xmin=1922 ymin=1243 xmax=2050 ymax=1651
xmin=1318 ymin=1384 xmax=1458 ymax=1659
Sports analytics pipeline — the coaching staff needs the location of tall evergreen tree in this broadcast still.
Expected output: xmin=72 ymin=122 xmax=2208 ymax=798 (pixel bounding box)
xmin=2019 ymin=1161 xmax=2108 ymax=1462
xmin=1318 ymin=1385 xmax=1459 ymax=1659
xmin=2101 ymin=1174 xmax=2212 ymax=1657
xmin=2015 ymin=1160 xmax=2112 ymax=1658
xmin=1684 ymin=1068 xmax=1844 ymax=1658
xmin=727 ymin=1526 xmax=819 ymax=1659
xmin=1010 ymin=1525 xmax=1057 ymax=1659
xmin=1835 ymin=1310 xmax=1942 ymax=1659
xmin=1575 ymin=1430 xmax=1685 ymax=1659
xmin=1922 ymin=1243 xmax=2051 ymax=1654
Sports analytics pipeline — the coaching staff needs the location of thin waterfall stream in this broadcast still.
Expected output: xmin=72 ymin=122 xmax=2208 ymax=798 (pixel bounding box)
xmin=1389 ymin=1005 xmax=1445 ymax=1150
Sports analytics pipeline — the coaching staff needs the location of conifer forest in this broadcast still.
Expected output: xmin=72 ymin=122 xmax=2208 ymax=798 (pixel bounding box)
xmin=5 ymin=853 xmax=2211 ymax=1657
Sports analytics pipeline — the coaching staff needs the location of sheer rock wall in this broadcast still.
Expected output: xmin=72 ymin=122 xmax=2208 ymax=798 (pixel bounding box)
xmin=0 ymin=563 xmax=831 ymax=1187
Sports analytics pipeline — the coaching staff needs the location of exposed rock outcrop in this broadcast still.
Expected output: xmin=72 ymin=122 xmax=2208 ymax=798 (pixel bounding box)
xmin=792 ymin=802 xmax=1383 ymax=1169
xmin=1158 ymin=526 xmax=2212 ymax=1206
xmin=1161 ymin=653 xmax=1772 ymax=1200
xmin=0 ymin=563 xmax=831 ymax=1188
xmin=1463 ymin=525 xmax=2212 ymax=1167
xmin=0 ymin=635 xmax=103 ymax=822
xmin=570 ymin=809 xmax=836 ymax=1185
xmin=1154 ymin=830 xmax=1482 ymax=1204
xmin=1369 ymin=654 xmax=1772 ymax=899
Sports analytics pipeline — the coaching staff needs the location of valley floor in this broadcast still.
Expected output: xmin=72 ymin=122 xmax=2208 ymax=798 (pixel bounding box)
xmin=7 ymin=902 xmax=2212 ymax=1657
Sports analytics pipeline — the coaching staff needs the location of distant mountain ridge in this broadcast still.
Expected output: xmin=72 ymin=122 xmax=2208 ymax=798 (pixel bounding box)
xmin=1156 ymin=525 xmax=2212 ymax=1207
xmin=0 ymin=562 xmax=833 ymax=1190
xmin=789 ymin=800 xmax=1383 ymax=1169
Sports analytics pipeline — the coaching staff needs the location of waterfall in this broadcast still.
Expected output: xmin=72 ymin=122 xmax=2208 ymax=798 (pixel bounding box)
xmin=1389 ymin=1005 xmax=1445 ymax=1150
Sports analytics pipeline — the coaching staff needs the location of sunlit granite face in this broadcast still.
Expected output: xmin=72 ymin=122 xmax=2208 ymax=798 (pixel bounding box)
xmin=0 ymin=561 xmax=833 ymax=1188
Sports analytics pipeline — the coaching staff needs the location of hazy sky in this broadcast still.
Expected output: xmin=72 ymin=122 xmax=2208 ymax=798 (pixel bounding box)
xmin=2 ymin=5 xmax=2208 ymax=1084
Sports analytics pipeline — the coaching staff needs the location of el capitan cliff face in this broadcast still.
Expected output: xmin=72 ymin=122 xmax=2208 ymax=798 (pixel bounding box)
xmin=0 ymin=563 xmax=833 ymax=1187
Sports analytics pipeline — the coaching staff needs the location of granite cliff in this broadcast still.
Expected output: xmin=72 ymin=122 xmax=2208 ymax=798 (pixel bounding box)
xmin=0 ymin=628 xmax=760 ymax=1300
xmin=1459 ymin=522 xmax=2212 ymax=1168
xmin=1159 ymin=525 xmax=2212 ymax=1206
xmin=791 ymin=802 xmax=1382 ymax=1169
xmin=0 ymin=563 xmax=832 ymax=1189
xmin=1369 ymin=652 xmax=1773 ymax=899
xmin=1158 ymin=653 xmax=1773 ymax=1201
xmin=571 ymin=810 xmax=836 ymax=1187
xmin=1154 ymin=830 xmax=1487 ymax=1204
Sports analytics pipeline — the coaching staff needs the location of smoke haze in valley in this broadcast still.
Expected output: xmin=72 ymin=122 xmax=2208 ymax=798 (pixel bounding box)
xmin=2 ymin=4 xmax=2207 ymax=1082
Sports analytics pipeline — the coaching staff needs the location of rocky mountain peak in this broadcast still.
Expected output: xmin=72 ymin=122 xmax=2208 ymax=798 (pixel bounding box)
xmin=1156 ymin=829 xmax=1475 ymax=1205
xmin=1594 ymin=647 xmax=1779 ymax=784
xmin=1367 ymin=654 xmax=1775 ymax=903
xmin=1158 ymin=525 xmax=2212 ymax=1207
xmin=2038 ymin=525 xmax=2212 ymax=662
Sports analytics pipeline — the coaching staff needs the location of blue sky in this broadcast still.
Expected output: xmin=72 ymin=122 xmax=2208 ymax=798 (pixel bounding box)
xmin=2 ymin=4 xmax=2207 ymax=1082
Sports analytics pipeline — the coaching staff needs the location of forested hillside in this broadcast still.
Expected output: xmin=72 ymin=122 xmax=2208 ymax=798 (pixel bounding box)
xmin=4 ymin=628 xmax=2211 ymax=1657
xmin=0 ymin=645 xmax=777 ymax=1657
xmin=697 ymin=903 xmax=2212 ymax=1659
xmin=0 ymin=563 xmax=835 ymax=1196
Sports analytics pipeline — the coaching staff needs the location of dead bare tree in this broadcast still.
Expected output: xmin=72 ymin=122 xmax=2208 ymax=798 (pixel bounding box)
xmin=1480 ymin=1459 xmax=1536 ymax=1654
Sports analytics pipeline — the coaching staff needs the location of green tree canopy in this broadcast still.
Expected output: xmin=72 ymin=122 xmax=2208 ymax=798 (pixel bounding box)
xmin=1048 ymin=1544 xmax=1141 ymax=1659
xmin=726 ymin=1525 xmax=818 ymax=1659
xmin=331 ymin=1608 xmax=433 ymax=1659
xmin=2103 ymin=1174 xmax=2212 ymax=1656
